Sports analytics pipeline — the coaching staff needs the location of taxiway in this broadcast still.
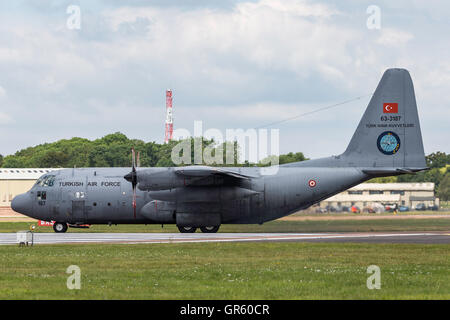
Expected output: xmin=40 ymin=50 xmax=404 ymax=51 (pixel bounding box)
xmin=0 ymin=231 xmax=449 ymax=245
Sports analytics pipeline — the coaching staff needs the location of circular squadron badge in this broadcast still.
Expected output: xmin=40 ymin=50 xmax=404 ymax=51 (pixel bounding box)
xmin=377 ymin=131 xmax=400 ymax=155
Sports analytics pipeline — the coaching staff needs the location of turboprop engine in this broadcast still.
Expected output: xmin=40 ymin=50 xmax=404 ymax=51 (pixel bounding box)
xmin=135 ymin=168 xmax=186 ymax=191
xmin=130 ymin=166 xmax=258 ymax=192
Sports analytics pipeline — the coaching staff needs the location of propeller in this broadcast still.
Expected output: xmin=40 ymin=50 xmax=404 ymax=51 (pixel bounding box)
xmin=137 ymin=151 xmax=141 ymax=168
xmin=124 ymin=148 xmax=138 ymax=218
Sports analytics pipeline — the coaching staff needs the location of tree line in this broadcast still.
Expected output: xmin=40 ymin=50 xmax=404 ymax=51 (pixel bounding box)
xmin=369 ymin=151 xmax=450 ymax=202
xmin=0 ymin=132 xmax=307 ymax=168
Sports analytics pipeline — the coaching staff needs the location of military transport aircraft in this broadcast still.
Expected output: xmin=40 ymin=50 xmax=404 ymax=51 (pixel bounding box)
xmin=12 ymin=69 xmax=427 ymax=233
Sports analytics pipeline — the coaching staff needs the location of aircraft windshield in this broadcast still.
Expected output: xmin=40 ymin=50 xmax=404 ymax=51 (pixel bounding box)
xmin=35 ymin=175 xmax=56 ymax=187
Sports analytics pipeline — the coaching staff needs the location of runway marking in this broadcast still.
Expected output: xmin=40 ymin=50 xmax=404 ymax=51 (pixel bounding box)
xmin=0 ymin=232 xmax=448 ymax=245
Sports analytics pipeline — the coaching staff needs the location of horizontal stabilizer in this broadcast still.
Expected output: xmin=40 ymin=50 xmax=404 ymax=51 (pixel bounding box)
xmin=362 ymin=167 xmax=429 ymax=176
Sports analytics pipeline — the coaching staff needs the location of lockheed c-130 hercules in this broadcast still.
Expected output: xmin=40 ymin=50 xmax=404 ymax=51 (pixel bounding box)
xmin=12 ymin=68 xmax=427 ymax=233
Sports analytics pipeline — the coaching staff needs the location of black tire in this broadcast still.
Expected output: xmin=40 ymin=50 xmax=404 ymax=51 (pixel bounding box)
xmin=200 ymin=226 xmax=220 ymax=233
xmin=177 ymin=226 xmax=197 ymax=233
xmin=53 ymin=222 xmax=68 ymax=233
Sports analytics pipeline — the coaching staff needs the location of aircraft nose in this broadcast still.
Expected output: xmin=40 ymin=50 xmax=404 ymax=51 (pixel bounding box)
xmin=11 ymin=193 xmax=32 ymax=215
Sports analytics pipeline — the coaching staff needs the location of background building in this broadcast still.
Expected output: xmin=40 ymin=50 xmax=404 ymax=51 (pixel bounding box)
xmin=320 ymin=183 xmax=438 ymax=210
xmin=0 ymin=169 xmax=58 ymax=207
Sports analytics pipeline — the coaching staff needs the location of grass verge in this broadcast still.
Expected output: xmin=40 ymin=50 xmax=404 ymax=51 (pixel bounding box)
xmin=0 ymin=218 xmax=449 ymax=233
xmin=0 ymin=242 xmax=448 ymax=299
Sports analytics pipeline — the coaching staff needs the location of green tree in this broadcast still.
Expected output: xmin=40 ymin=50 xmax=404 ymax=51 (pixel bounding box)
xmin=426 ymin=152 xmax=450 ymax=168
xmin=397 ymin=168 xmax=444 ymax=189
xmin=437 ymin=173 xmax=450 ymax=202
xmin=38 ymin=151 xmax=70 ymax=167
xmin=279 ymin=152 xmax=308 ymax=164
xmin=367 ymin=176 xmax=397 ymax=183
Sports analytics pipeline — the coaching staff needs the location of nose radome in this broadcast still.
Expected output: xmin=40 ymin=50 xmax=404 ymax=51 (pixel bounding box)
xmin=11 ymin=193 xmax=32 ymax=215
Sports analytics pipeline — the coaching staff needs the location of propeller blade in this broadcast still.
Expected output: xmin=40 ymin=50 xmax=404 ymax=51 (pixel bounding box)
xmin=125 ymin=148 xmax=138 ymax=219
xmin=132 ymin=185 xmax=137 ymax=219
xmin=137 ymin=151 xmax=141 ymax=169
xmin=131 ymin=147 xmax=136 ymax=172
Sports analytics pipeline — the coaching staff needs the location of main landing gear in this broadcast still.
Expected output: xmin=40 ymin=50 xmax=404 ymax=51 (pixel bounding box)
xmin=53 ymin=222 xmax=68 ymax=233
xmin=200 ymin=226 xmax=220 ymax=233
xmin=177 ymin=225 xmax=221 ymax=233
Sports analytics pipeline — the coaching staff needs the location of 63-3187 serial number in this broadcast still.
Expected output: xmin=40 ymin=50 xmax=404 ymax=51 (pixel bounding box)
xmin=381 ymin=115 xmax=401 ymax=121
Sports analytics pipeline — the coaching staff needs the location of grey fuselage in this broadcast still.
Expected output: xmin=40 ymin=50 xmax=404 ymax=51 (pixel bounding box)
xmin=13 ymin=160 xmax=371 ymax=225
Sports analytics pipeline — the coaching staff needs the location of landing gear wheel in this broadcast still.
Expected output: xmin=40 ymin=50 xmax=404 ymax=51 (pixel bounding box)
xmin=53 ymin=222 xmax=68 ymax=233
xmin=200 ymin=226 xmax=220 ymax=233
xmin=177 ymin=226 xmax=197 ymax=233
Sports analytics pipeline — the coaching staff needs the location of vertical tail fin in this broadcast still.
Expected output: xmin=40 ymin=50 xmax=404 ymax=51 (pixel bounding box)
xmin=343 ymin=68 xmax=426 ymax=169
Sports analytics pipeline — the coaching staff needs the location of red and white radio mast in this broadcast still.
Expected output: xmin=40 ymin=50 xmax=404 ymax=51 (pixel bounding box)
xmin=164 ymin=89 xmax=173 ymax=144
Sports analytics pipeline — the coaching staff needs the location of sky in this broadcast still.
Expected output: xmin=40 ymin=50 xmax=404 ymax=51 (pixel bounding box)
xmin=0 ymin=0 xmax=449 ymax=159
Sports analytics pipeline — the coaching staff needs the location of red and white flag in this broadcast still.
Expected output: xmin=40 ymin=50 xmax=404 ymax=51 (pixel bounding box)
xmin=383 ymin=103 xmax=398 ymax=113
xmin=38 ymin=220 xmax=54 ymax=226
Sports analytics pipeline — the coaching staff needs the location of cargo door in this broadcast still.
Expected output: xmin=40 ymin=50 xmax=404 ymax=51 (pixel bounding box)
xmin=71 ymin=200 xmax=86 ymax=223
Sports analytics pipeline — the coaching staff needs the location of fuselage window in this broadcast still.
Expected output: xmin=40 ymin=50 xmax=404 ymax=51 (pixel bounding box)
xmin=37 ymin=191 xmax=47 ymax=200
xmin=75 ymin=192 xmax=85 ymax=199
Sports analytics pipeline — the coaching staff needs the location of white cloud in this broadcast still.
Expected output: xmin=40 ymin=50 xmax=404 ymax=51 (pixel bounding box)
xmin=0 ymin=0 xmax=448 ymax=157
xmin=0 ymin=112 xmax=12 ymax=124
xmin=0 ymin=85 xmax=6 ymax=99
xmin=376 ymin=28 xmax=414 ymax=46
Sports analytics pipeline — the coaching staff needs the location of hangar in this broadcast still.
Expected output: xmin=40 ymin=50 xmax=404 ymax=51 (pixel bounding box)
xmin=320 ymin=183 xmax=438 ymax=210
xmin=0 ymin=169 xmax=58 ymax=208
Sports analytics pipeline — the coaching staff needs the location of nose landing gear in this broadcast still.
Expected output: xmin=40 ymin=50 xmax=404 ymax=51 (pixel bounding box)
xmin=53 ymin=222 xmax=68 ymax=233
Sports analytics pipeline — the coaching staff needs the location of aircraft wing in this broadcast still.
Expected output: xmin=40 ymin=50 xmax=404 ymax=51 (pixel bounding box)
xmin=174 ymin=166 xmax=255 ymax=180
xmin=136 ymin=166 xmax=257 ymax=191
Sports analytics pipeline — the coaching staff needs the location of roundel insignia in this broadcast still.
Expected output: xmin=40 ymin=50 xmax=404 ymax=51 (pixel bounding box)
xmin=308 ymin=179 xmax=317 ymax=188
xmin=377 ymin=131 xmax=400 ymax=155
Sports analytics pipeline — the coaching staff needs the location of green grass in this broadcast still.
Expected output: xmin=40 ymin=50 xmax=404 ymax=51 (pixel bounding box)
xmin=0 ymin=218 xmax=449 ymax=234
xmin=0 ymin=242 xmax=448 ymax=299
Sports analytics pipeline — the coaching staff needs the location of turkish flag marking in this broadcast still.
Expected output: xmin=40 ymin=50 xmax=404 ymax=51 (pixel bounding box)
xmin=383 ymin=103 xmax=398 ymax=113
xmin=38 ymin=220 xmax=54 ymax=226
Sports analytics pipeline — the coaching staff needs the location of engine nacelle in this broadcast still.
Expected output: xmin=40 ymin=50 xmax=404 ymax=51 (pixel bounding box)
xmin=137 ymin=168 xmax=225 ymax=191
xmin=137 ymin=169 xmax=183 ymax=191
xmin=140 ymin=200 xmax=176 ymax=223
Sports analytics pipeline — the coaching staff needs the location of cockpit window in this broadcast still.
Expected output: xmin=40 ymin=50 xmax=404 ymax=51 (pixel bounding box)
xmin=34 ymin=177 xmax=44 ymax=187
xmin=35 ymin=175 xmax=56 ymax=187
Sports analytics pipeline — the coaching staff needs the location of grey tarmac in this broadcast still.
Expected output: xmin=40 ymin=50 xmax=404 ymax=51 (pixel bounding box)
xmin=0 ymin=231 xmax=449 ymax=245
